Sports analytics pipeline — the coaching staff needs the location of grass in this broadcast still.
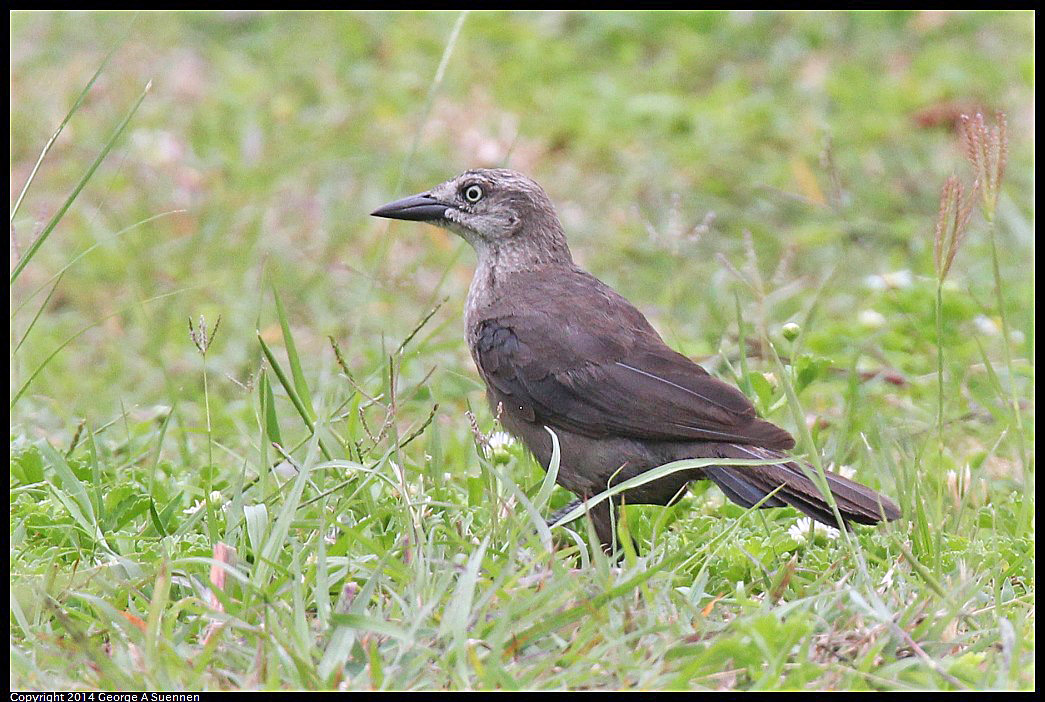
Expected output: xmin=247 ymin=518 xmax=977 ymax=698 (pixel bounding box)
xmin=10 ymin=10 xmax=1034 ymax=691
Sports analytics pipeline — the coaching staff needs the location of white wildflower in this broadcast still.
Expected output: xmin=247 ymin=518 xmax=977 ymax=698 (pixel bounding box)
xmin=864 ymin=270 xmax=913 ymax=291
xmin=484 ymin=430 xmax=515 ymax=464
xmin=973 ymin=315 xmax=999 ymax=336
xmin=487 ymin=431 xmax=514 ymax=451
xmin=182 ymin=498 xmax=207 ymax=516
xmin=185 ymin=491 xmax=230 ymax=515
xmin=788 ymin=516 xmax=839 ymax=541
xmin=858 ymin=309 xmax=886 ymax=328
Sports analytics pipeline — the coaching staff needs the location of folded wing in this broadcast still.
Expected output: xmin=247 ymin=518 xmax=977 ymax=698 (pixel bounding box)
xmin=473 ymin=311 xmax=795 ymax=450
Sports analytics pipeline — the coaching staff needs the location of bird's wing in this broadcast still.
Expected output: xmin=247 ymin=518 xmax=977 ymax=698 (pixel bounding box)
xmin=473 ymin=311 xmax=795 ymax=450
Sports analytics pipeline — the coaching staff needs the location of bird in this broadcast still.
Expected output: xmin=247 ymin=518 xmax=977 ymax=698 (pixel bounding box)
xmin=371 ymin=169 xmax=901 ymax=551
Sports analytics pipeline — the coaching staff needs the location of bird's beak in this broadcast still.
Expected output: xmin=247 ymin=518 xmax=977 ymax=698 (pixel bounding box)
xmin=370 ymin=192 xmax=450 ymax=222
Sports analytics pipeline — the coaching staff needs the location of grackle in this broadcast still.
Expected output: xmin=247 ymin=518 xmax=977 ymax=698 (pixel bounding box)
xmin=372 ymin=169 xmax=901 ymax=550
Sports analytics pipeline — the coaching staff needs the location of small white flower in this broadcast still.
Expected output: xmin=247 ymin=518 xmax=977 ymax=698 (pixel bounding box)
xmin=864 ymin=270 xmax=913 ymax=291
xmin=788 ymin=516 xmax=839 ymax=541
xmin=864 ymin=274 xmax=887 ymax=291
xmin=858 ymin=309 xmax=886 ymax=328
xmin=182 ymin=498 xmax=207 ymax=516
xmin=973 ymin=315 xmax=1000 ymax=336
xmin=837 ymin=465 xmax=857 ymax=480
xmin=487 ymin=431 xmax=514 ymax=451
xmin=483 ymin=431 xmax=516 ymax=464
xmin=185 ymin=491 xmax=230 ymax=515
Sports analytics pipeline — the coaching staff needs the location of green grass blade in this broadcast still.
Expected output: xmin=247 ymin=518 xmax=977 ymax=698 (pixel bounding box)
xmin=393 ymin=10 xmax=469 ymax=194
xmin=11 ymin=288 xmax=186 ymax=409
xmin=260 ymin=369 xmax=283 ymax=445
xmin=273 ymin=288 xmax=316 ymax=422
xmin=40 ymin=440 xmax=97 ymax=528
xmin=11 ymin=325 xmax=96 ymax=410
xmin=439 ymin=535 xmax=488 ymax=639
xmin=12 ymin=271 xmax=64 ymax=355
xmin=533 ymin=425 xmax=561 ymax=511
xmin=144 ymin=560 xmax=172 ymax=677
xmin=11 ymin=210 xmax=186 ymax=320
xmin=11 ymin=80 xmax=152 ymax=285
xmin=318 ymin=551 xmax=393 ymax=683
xmin=9 ymin=27 xmax=129 ymax=223
xmin=257 ymin=329 xmax=333 ymax=461
xmin=243 ymin=502 xmax=270 ymax=556
xmin=249 ymin=431 xmax=319 ymax=596
xmin=548 ymin=456 xmax=779 ymax=528
xmin=488 ymin=462 xmax=552 ymax=551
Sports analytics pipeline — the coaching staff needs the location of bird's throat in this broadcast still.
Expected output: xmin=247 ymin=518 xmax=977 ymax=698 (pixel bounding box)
xmin=468 ymin=240 xmax=570 ymax=304
xmin=474 ymin=235 xmax=573 ymax=277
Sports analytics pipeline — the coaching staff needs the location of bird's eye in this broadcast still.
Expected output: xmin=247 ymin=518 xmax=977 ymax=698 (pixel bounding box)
xmin=463 ymin=184 xmax=484 ymax=203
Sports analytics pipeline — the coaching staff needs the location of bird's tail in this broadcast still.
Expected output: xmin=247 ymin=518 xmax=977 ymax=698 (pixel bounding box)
xmin=703 ymin=444 xmax=901 ymax=526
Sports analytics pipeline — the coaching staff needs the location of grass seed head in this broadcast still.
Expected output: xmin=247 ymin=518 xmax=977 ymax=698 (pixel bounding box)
xmin=932 ymin=175 xmax=978 ymax=282
xmin=959 ymin=111 xmax=1008 ymax=222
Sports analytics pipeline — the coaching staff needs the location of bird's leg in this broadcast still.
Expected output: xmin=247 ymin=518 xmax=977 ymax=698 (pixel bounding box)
xmin=587 ymin=498 xmax=619 ymax=553
xmin=547 ymin=496 xmax=629 ymax=557
xmin=545 ymin=498 xmax=583 ymax=528
xmin=547 ymin=493 xmax=618 ymax=543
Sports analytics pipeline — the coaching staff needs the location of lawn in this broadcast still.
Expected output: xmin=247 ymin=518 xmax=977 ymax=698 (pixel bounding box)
xmin=10 ymin=10 xmax=1034 ymax=691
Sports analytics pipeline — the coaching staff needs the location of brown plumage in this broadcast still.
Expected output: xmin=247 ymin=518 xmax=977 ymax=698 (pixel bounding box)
xmin=372 ymin=169 xmax=901 ymax=550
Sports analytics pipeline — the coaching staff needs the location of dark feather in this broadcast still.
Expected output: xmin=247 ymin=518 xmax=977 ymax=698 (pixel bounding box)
xmin=704 ymin=444 xmax=902 ymax=526
xmin=471 ymin=269 xmax=795 ymax=450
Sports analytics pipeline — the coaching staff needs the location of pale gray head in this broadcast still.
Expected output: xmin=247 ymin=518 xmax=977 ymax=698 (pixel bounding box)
xmin=371 ymin=169 xmax=572 ymax=268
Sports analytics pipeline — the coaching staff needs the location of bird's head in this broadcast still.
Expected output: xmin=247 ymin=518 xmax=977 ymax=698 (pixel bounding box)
xmin=371 ymin=169 xmax=570 ymax=264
